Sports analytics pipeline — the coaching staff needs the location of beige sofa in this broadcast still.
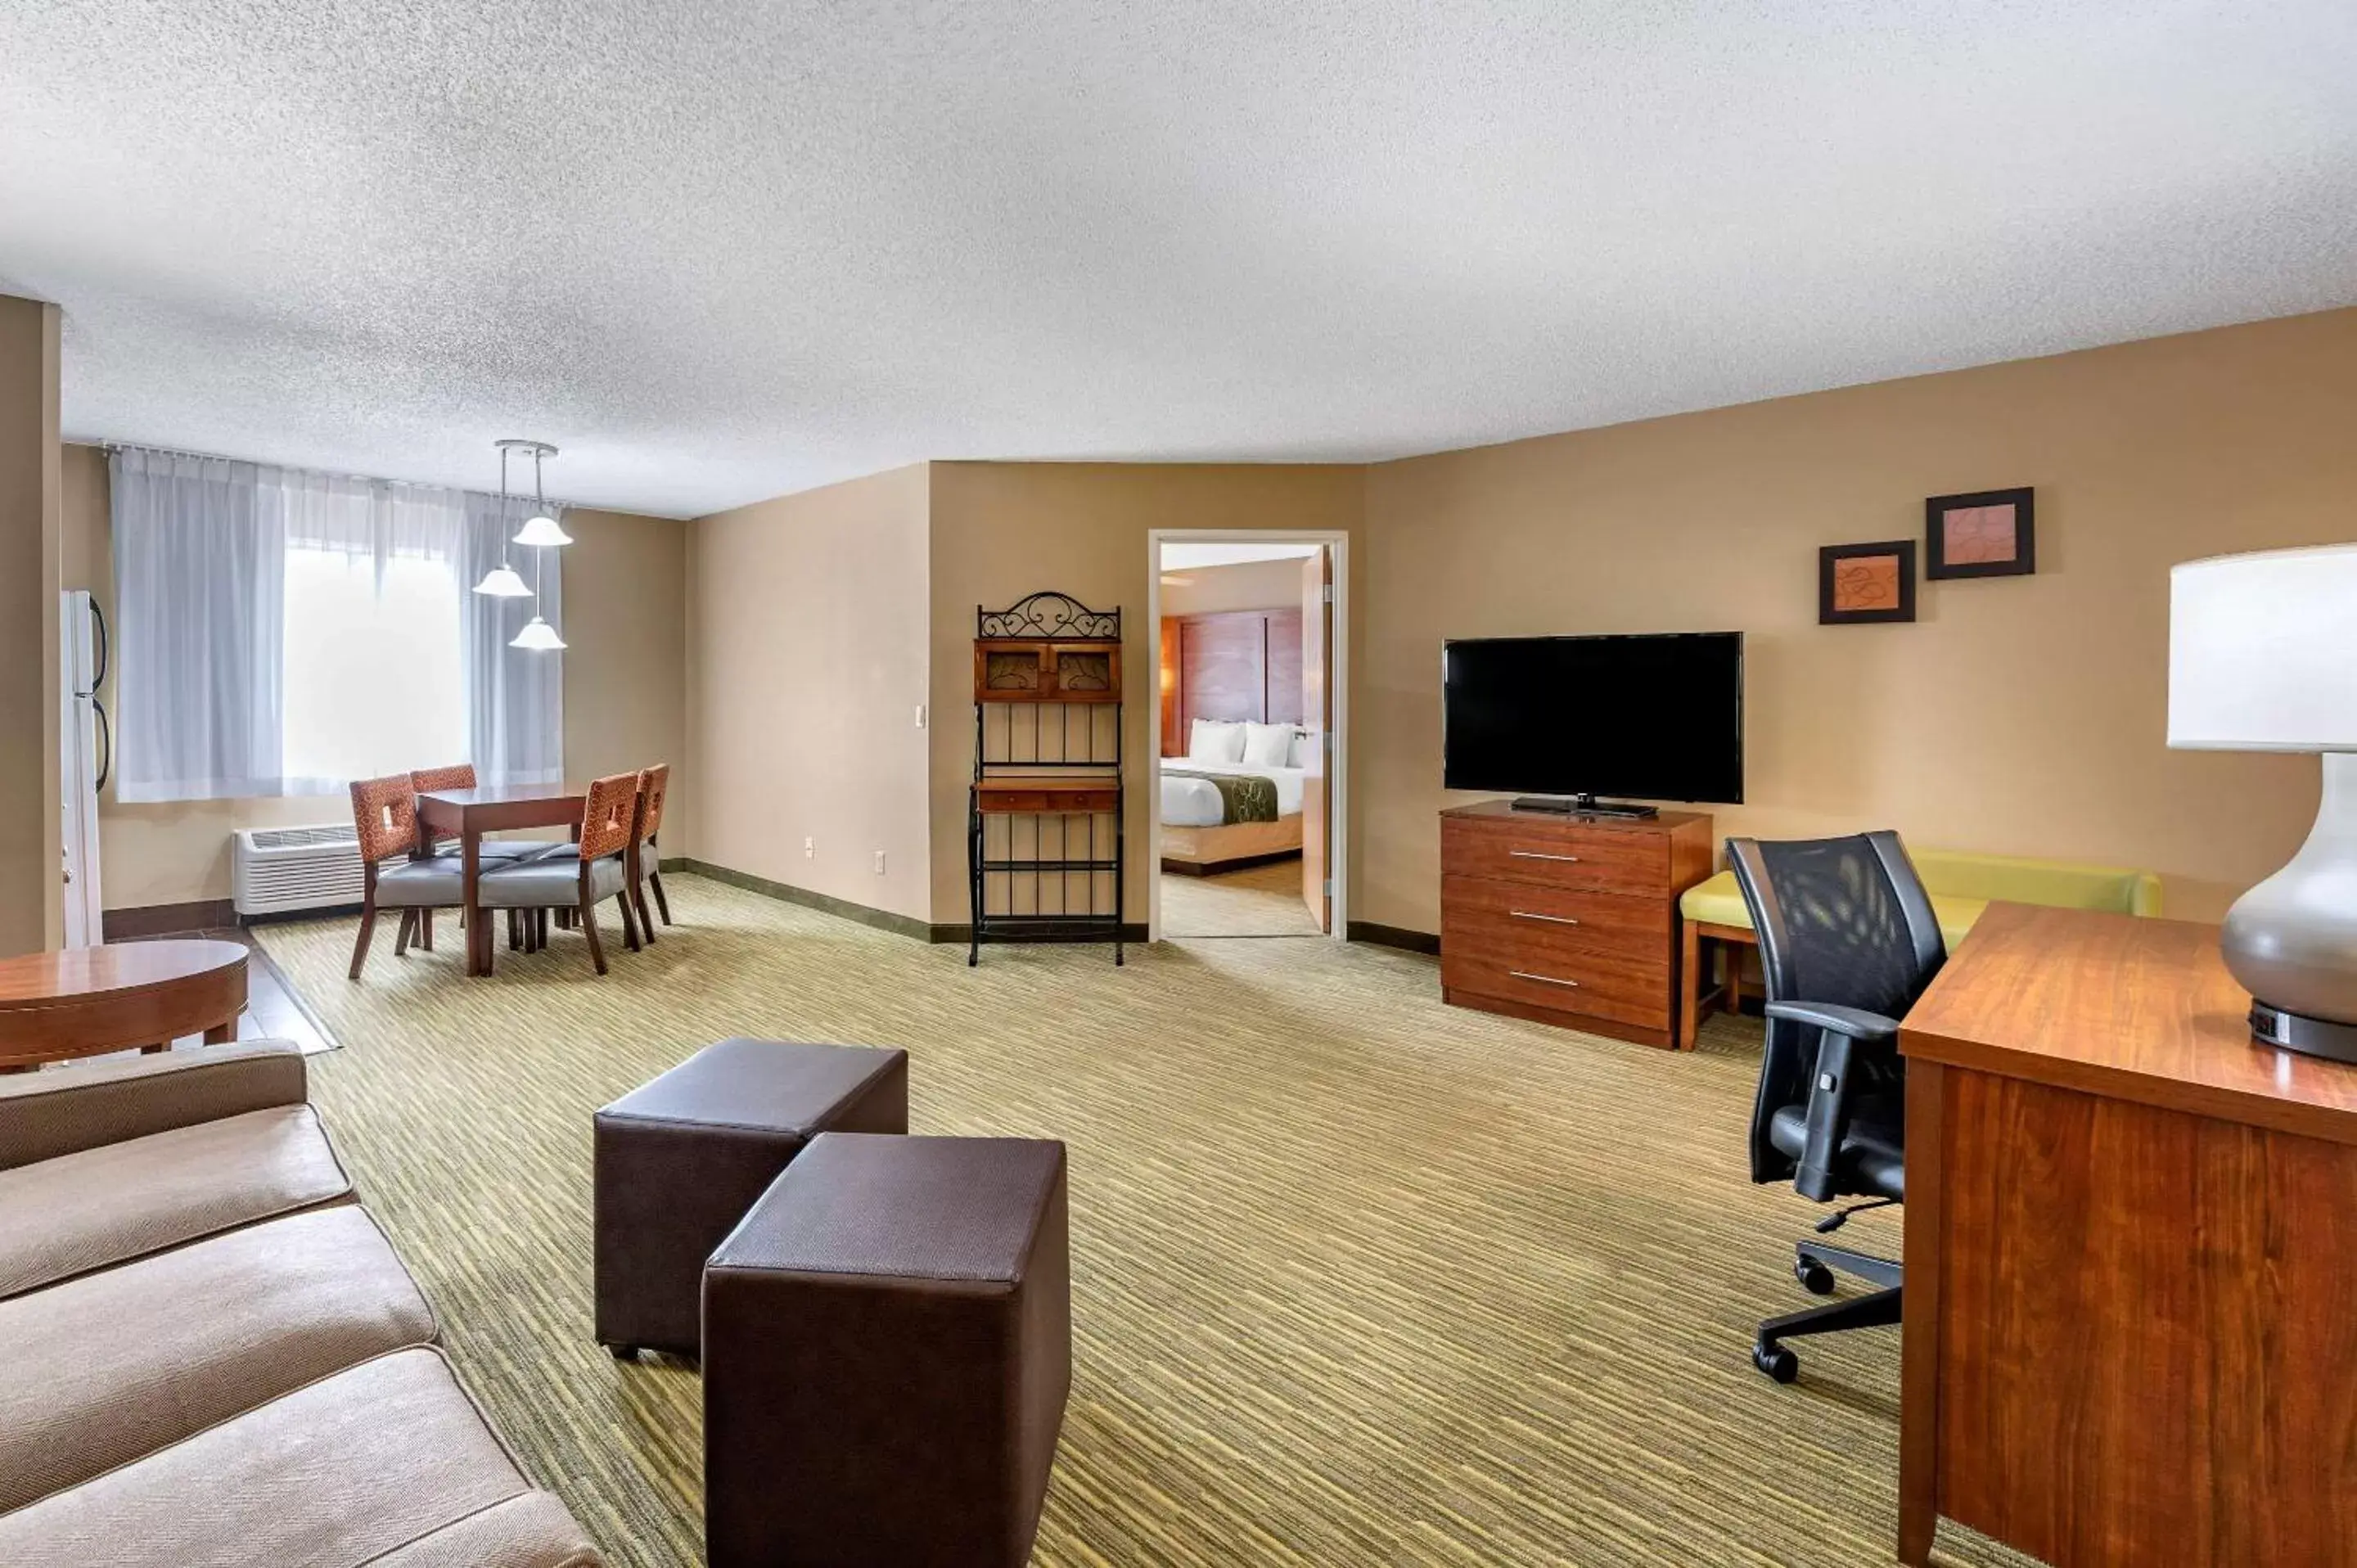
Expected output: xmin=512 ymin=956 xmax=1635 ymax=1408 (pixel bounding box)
xmin=0 ymin=1043 xmax=602 ymax=1566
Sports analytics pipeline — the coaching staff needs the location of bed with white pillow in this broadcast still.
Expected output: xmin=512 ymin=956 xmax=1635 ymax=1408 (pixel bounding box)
xmin=1161 ymin=719 xmax=1310 ymax=873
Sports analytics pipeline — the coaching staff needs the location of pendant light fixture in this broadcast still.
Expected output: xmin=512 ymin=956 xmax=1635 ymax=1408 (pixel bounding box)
xmin=475 ymin=439 xmax=570 ymax=650
xmin=512 ymin=441 xmax=573 ymax=547
xmin=470 ymin=440 xmax=535 ymax=597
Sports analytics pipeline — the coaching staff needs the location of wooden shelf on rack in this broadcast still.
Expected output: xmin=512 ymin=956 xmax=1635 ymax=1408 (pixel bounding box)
xmin=973 ymin=775 xmax=1122 ymax=814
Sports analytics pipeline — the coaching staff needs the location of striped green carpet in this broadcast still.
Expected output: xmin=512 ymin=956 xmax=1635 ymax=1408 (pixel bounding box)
xmin=257 ymin=875 xmax=2027 ymax=1567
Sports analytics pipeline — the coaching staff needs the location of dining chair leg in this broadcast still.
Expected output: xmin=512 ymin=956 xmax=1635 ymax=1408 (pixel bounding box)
xmin=394 ymin=908 xmax=415 ymax=957
xmin=649 ymin=867 xmax=672 ymax=926
xmin=536 ymin=908 xmax=550 ymax=948
xmin=579 ymin=894 xmax=608 ymax=975
xmin=419 ymin=908 xmax=434 ymax=952
xmin=507 ymin=909 xmax=524 ymax=951
xmin=349 ymin=897 xmax=379 ymax=980
xmin=631 ymin=871 xmax=657 ymax=944
xmin=618 ymin=889 xmax=642 ymax=953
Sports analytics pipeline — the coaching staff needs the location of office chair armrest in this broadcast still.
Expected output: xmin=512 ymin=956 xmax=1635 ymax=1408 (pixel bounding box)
xmin=1771 ymin=1001 xmax=1903 ymax=1202
xmin=1764 ymin=1001 xmax=1900 ymax=1043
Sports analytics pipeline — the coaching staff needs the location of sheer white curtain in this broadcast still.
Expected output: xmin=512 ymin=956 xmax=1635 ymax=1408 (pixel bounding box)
xmin=462 ymin=493 xmax=565 ymax=786
xmin=110 ymin=447 xmax=566 ymax=800
xmin=110 ymin=449 xmax=287 ymax=801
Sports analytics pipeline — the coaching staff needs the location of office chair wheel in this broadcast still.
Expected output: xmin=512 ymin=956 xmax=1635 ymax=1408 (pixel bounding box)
xmin=1794 ymin=1255 xmax=1836 ymax=1295
xmin=1752 ymin=1339 xmax=1798 ymax=1384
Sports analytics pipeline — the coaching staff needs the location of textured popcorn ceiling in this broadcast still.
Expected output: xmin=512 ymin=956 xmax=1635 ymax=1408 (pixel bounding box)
xmin=4 ymin=2 xmax=2355 ymax=517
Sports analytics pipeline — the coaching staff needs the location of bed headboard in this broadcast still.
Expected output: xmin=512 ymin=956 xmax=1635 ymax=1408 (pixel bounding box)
xmin=1165 ymin=609 xmax=1304 ymax=752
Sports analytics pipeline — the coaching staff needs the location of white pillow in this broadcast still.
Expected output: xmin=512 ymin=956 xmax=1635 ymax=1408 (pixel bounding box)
xmin=1241 ymin=722 xmax=1294 ymax=768
xmin=1189 ymin=719 xmax=1246 ymax=764
xmin=1287 ymin=728 xmax=1314 ymax=768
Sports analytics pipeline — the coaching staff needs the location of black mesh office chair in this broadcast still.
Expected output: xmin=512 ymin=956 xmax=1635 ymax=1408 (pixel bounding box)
xmin=1726 ymin=831 xmax=1945 ymax=1383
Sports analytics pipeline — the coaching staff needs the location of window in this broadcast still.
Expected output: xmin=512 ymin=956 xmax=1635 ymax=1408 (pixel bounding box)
xmin=110 ymin=447 xmax=562 ymax=802
xmin=282 ymin=547 xmax=467 ymax=788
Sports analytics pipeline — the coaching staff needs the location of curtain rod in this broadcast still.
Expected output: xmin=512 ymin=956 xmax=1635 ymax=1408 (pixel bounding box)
xmin=98 ymin=439 xmax=575 ymax=510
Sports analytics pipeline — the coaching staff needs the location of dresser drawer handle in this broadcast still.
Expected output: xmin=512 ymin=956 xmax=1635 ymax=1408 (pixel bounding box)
xmin=1512 ymin=910 xmax=1580 ymax=926
xmin=1509 ymin=970 xmax=1581 ymax=989
xmin=1509 ymin=849 xmax=1582 ymax=863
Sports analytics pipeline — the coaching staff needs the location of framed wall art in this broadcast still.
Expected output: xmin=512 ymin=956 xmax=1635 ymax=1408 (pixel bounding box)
xmin=1927 ymin=486 xmax=2035 ymax=579
xmin=1819 ymin=539 xmax=1917 ymax=624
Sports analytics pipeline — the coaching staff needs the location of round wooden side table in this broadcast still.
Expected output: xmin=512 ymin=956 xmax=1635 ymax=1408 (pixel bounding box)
xmin=0 ymin=940 xmax=249 ymax=1072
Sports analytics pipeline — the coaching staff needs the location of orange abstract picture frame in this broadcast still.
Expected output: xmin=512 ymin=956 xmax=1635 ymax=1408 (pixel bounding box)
xmin=1819 ymin=539 xmax=1917 ymax=624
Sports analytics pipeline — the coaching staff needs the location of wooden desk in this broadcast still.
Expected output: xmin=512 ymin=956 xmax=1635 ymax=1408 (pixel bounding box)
xmin=0 ymin=940 xmax=246 ymax=1070
xmin=1898 ymin=902 xmax=2357 ymax=1567
xmin=416 ymin=784 xmax=584 ymax=977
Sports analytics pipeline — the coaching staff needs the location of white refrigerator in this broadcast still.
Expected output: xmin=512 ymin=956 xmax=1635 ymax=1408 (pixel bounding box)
xmin=60 ymin=590 xmax=108 ymax=947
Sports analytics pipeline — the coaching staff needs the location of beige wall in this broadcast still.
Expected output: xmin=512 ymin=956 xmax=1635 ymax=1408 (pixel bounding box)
xmin=560 ymin=507 xmax=689 ymax=849
xmin=1160 ymin=555 xmax=1311 ymax=616
xmin=0 ymin=297 xmax=63 ymax=956
xmin=59 ymin=445 xmax=687 ymax=912
xmin=685 ymin=463 xmax=934 ymax=921
xmin=927 ymin=462 xmax=1364 ymax=921
xmin=1360 ymin=307 xmax=2357 ymax=931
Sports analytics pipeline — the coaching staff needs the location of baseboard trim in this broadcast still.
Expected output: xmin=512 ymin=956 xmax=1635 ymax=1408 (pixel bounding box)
xmin=103 ymin=899 xmax=239 ymax=939
xmin=674 ymin=858 xmax=934 ymax=942
xmin=1347 ymin=920 xmax=1440 ymax=955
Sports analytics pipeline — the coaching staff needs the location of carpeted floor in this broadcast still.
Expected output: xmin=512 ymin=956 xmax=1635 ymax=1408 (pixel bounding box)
xmin=1160 ymin=857 xmax=1323 ymax=937
xmin=258 ymin=874 xmax=2026 ymax=1568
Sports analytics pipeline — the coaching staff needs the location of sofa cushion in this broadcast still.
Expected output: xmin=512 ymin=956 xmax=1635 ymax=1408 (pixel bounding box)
xmin=0 ymin=1105 xmax=352 ymax=1300
xmin=0 ymin=1347 xmax=599 ymax=1567
xmin=0 ymin=1041 xmax=309 ymax=1172
xmin=1683 ymin=871 xmax=1999 ymax=949
xmin=0 ymin=1205 xmax=436 ymax=1514
xmin=364 ymin=1492 xmax=602 ymax=1567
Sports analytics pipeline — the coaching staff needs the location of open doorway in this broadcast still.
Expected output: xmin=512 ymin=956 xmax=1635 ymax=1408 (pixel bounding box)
xmin=1147 ymin=533 xmax=1345 ymax=942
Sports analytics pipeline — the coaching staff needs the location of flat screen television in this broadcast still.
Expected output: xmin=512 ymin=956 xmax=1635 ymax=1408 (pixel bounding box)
xmin=1442 ymin=632 xmax=1744 ymax=811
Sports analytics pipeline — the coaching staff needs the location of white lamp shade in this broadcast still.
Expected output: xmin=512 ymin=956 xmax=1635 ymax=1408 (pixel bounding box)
xmin=471 ymin=565 xmax=533 ymax=597
xmin=509 ymin=615 xmax=566 ymax=651
xmin=2169 ymin=543 xmax=2357 ymax=752
xmin=514 ymin=513 xmax=572 ymax=547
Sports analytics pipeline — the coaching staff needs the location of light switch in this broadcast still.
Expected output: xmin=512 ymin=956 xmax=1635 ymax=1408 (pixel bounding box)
xmin=873 ymin=850 xmax=887 ymax=875
xmin=914 ymin=704 xmax=927 ymax=729
xmin=804 ymin=837 xmax=815 ymax=858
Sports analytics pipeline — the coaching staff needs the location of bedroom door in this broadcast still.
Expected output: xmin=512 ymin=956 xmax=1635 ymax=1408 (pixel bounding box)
xmin=1300 ymin=547 xmax=1332 ymax=933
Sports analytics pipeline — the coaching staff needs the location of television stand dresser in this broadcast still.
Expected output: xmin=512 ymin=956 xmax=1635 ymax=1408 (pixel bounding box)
xmin=1439 ymin=800 xmax=1715 ymax=1049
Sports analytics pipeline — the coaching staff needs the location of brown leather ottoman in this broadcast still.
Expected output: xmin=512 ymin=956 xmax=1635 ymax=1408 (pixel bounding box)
xmin=593 ymin=1038 xmax=908 ymax=1360
xmin=703 ymin=1133 xmax=1070 ymax=1568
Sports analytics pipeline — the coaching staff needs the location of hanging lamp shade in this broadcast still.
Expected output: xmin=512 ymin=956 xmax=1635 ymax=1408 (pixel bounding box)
xmin=471 ymin=565 xmax=533 ymax=597
xmin=514 ymin=512 xmax=572 ymax=547
xmin=510 ymin=615 xmax=566 ymax=651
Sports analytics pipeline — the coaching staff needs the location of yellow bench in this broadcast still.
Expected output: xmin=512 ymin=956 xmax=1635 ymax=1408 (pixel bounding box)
xmin=1678 ymin=848 xmax=2164 ymax=1048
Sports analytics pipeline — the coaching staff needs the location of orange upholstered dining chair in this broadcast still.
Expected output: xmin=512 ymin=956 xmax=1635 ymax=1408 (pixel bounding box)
xmin=475 ymin=772 xmax=644 ymax=975
xmin=347 ymin=773 xmax=466 ymax=980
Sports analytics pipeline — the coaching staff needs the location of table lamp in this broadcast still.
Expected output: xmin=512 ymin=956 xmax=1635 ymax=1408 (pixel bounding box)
xmin=2169 ymin=543 xmax=2357 ymax=1063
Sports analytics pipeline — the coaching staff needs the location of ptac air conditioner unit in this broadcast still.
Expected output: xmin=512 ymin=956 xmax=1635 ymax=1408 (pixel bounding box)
xmin=232 ymin=824 xmax=366 ymax=917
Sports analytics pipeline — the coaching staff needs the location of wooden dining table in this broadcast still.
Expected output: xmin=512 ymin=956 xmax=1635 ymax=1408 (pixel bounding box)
xmin=415 ymin=782 xmax=584 ymax=977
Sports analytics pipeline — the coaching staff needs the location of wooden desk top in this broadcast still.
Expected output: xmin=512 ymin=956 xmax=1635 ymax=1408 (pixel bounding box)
xmin=1901 ymin=901 xmax=2357 ymax=1147
xmin=0 ymin=939 xmax=247 ymax=1007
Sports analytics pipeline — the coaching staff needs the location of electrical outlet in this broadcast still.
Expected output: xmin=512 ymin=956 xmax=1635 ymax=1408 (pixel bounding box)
xmin=873 ymin=850 xmax=887 ymax=875
xmin=913 ymin=704 xmax=927 ymax=729
xmin=804 ymin=836 xmax=815 ymax=858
